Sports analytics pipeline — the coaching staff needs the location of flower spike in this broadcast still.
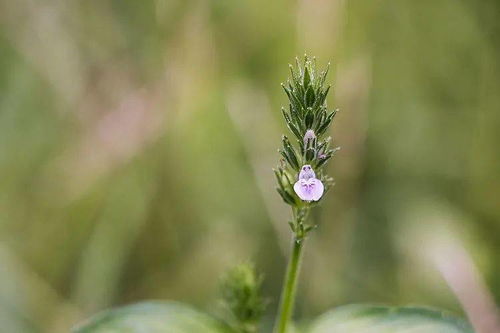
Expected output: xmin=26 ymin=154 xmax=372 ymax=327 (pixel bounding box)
xmin=275 ymin=56 xmax=338 ymax=221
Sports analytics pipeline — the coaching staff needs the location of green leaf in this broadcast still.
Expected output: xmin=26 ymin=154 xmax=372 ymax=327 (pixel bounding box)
xmin=316 ymin=109 xmax=337 ymax=135
xmin=314 ymin=85 xmax=329 ymax=108
xmin=309 ymin=304 xmax=473 ymax=333
xmin=304 ymin=147 xmax=316 ymax=163
xmin=277 ymin=187 xmax=297 ymax=205
xmin=303 ymin=65 xmax=311 ymax=88
xmin=304 ymin=109 xmax=314 ymax=129
xmin=305 ymin=86 xmax=315 ymax=107
xmin=318 ymin=63 xmax=330 ymax=89
xmin=73 ymin=301 xmax=234 ymax=333
xmin=281 ymin=135 xmax=300 ymax=170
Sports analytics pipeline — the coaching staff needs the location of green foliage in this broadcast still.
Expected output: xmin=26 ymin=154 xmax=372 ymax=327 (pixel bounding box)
xmin=309 ymin=304 xmax=473 ymax=333
xmin=220 ymin=263 xmax=267 ymax=333
xmin=72 ymin=301 xmax=233 ymax=333
xmin=73 ymin=302 xmax=473 ymax=333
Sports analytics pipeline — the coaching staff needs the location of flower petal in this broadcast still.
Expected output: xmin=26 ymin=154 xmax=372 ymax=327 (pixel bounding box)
xmin=294 ymin=178 xmax=324 ymax=201
xmin=310 ymin=178 xmax=324 ymax=201
xmin=299 ymin=164 xmax=316 ymax=180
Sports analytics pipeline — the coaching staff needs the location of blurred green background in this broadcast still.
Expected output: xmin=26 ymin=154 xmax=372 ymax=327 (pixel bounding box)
xmin=0 ymin=0 xmax=499 ymax=332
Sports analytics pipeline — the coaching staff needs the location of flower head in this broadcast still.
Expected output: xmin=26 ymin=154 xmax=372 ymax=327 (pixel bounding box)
xmin=293 ymin=165 xmax=324 ymax=202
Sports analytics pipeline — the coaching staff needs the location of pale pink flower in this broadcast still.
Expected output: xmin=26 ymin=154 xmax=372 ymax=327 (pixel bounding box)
xmin=293 ymin=165 xmax=324 ymax=201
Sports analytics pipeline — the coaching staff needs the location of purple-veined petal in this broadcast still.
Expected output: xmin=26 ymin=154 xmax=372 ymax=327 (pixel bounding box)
xmin=294 ymin=178 xmax=324 ymax=201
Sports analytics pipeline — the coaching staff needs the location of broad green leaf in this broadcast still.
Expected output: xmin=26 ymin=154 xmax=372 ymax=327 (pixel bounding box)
xmin=309 ymin=304 xmax=473 ymax=333
xmin=73 ymin=301 xmax=234 ymax=333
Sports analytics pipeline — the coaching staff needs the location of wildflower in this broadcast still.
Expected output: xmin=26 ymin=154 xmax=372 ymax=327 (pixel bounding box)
xmin=293 ymin=165 xmax=324 ymax=201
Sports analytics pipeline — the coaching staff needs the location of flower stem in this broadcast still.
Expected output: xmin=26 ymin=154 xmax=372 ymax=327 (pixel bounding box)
xmin=273 ymin=235 xmax=305 ymax=333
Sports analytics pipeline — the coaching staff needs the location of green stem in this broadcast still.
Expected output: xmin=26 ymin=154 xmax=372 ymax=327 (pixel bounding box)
xmin=273 ymin=235 xmax=305 ymax=333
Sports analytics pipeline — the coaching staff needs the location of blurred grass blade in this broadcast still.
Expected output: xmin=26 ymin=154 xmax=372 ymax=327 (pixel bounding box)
xmin=73 ymin=301 xmax=234 ymax=333
xmin=309 ymin=304 xmax=473 ymax=333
